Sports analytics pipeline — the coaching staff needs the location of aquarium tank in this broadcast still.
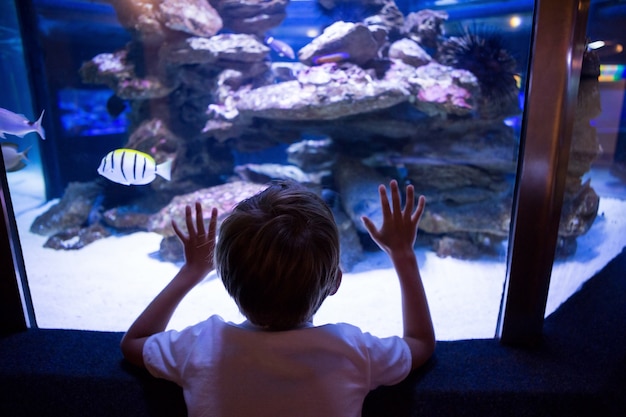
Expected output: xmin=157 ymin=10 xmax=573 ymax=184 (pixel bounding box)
xmin=1 ymin=0 xmax=624 ymax=340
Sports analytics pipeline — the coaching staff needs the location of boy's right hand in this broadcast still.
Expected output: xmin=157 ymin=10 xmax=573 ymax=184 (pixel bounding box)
xmin=361 ymin=180 xmax=426 ymax=256
xmin=362 ymin=180 xmax=435 ymax=371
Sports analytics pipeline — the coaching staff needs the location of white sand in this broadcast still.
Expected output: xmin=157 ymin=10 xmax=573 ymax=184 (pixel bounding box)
xmin=7 ymin=168 xmax=626 ymax=340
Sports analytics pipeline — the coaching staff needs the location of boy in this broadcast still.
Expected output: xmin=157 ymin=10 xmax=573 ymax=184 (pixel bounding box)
xmin=121 ymin=180 xmax=435 ymax=417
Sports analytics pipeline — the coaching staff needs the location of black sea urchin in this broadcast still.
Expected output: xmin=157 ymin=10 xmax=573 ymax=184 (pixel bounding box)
xmin=437 ymin=27 xmax=520 ymax=119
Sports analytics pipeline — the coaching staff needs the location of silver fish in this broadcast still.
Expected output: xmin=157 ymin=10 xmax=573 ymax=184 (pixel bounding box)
xmin=97 ymin=148 xmax=172 ymax=186
xmin=2 ymin=142 xmax=31 ymax=172
xmin=0 ymin=108 xmax=45 ymax=140
xmin=265 ymin=36 xmax=295 ymax=60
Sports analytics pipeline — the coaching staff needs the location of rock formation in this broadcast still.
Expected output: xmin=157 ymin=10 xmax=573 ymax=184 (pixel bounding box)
xmin=30 ymin=0 xmax=600 ymax=267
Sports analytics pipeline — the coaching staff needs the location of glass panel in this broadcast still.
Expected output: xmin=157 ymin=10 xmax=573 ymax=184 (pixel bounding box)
xmin=4 ymin=0 xmax=535 ymax=339
xmin=0 ymin=0 xmax=43 ymax=330
xmin=546 ymin=0 xmax=626 ymax=316
xmin=1 ymin=2 xmax=45 ymax=202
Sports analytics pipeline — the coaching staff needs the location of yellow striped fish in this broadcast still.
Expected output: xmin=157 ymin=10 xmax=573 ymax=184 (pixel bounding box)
xmin=97 ymin=148 xmax=172 ymax=186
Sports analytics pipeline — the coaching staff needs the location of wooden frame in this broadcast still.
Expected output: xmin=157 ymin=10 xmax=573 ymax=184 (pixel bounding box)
xmin=0 ymin=155 xmax=35 ymax=333
xmin=496 ymin=0 xmax=591 ymax=346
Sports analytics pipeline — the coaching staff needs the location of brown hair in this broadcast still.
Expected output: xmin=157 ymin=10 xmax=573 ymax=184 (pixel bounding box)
xmin=215 ymin=181 xmax=341 ymax=330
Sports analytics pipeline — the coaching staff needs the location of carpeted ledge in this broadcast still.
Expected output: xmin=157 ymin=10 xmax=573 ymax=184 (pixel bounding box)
xmin=1 ymin=247 xmax=624 ymax=417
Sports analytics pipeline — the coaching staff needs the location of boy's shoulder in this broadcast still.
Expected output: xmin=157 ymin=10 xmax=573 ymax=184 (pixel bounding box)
xmin=169 ymin=317 xmax=405 ymax=354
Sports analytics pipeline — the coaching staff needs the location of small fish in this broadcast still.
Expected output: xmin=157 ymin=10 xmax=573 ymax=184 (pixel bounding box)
xmin=2 ymin=142 xmax=31 ymax=172
xmin=265 ymin=36 xmax=295 ymax=60
xmin=97 ymin=148 xmax=172 ymax=186
xmin=0 ymin=108 xmax=45 ymax=140
xmin=312 ymin=52 xmax=349 ymax=65
xmin=106 ymin=94 xmax=127 ymax=118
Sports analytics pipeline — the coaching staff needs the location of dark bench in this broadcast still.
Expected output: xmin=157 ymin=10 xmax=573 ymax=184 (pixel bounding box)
xmin=1 ymin=248 xmax=624 ymax=417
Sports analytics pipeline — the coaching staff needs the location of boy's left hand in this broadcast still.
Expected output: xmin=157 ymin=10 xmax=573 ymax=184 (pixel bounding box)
xmin=172 ymin=202 xmax=218 ymax=278
xmin=120 ymin=202 xmax=218 ymax=368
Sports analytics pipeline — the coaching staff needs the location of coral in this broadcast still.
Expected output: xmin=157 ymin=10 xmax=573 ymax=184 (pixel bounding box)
xmin=30 ymin=181 xmax=105 ymax=236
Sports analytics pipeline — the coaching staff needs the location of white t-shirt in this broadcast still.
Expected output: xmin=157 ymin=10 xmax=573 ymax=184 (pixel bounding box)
xmin=144 ymin=315 xmax=411 ymax=417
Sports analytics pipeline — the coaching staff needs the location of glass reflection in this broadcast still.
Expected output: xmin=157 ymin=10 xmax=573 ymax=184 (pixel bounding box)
xmin=547 ymin=0 xmax=626 ymax=316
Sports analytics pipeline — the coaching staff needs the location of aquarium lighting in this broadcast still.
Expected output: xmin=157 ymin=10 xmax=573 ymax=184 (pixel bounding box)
xmin=305 ymin=28 xmax=319 ymax=38
xmin=588 ymin=40 xmax=623 ymax=56
xmin=588 ymin=40 xmax=605 ymax=50
xmin=599 ymin=64 xmax=626 ymax=82
xmin=509 ymin=15 xmax=522 ymax=28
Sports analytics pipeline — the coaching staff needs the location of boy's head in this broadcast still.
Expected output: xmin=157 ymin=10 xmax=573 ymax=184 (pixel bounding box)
xmin=215 ymin=181 xmax=342 ymax=330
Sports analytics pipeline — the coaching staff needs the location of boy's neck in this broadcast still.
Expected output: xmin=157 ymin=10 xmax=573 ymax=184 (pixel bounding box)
xmin=238 ymin=320 xmax=314 ymax=331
